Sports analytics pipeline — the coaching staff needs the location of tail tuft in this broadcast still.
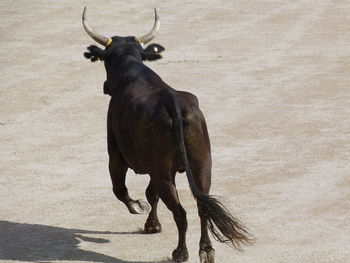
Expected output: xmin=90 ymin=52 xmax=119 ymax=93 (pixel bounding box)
xmin=197 ymin=194 xmax=254 ymax=250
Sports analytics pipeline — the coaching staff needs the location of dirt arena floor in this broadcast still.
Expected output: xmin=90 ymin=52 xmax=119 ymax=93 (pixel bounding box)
xmin=1 ymin=0 xmax=349 ymax=262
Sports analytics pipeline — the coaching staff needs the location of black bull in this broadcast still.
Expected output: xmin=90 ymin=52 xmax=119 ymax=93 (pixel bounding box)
xmin=83 ymin=9 xmax=252 ymax=263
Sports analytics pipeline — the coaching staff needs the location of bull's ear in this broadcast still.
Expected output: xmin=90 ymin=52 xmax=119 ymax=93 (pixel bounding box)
xmin=84 ymin=45 xmax=106 ymax=62
xmin=141 ymin=43 xmax=165 ymax=61
xmin=144 ymin=43 xmax=165 ymax=54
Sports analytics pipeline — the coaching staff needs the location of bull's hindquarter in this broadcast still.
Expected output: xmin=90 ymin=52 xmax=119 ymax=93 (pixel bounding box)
xmin=107 ymin=79 xmax=210 ymax=176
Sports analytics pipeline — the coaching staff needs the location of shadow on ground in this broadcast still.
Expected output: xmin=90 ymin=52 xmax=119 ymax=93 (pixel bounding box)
xmin=0 ymin=220 xmax=171 ymax=263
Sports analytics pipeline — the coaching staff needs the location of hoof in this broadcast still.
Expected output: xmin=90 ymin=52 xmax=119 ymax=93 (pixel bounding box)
xmin=199 ymin=248 xmax=215 ymax=263
xmin=172 ymin=247 xmax=188 ymax=262
xmin=128 ymin=199 xmax=151 ymax=214
xmin=144 ymin=220 xmax=162 ymax=234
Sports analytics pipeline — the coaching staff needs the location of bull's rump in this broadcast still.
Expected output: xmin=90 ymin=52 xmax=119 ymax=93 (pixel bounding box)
xmin=108 ymin=86 xmax=209 ymax=175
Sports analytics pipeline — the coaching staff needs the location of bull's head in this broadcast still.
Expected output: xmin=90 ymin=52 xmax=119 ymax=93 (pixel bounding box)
xmin=82 ymin=7 xmax=165 ymax=95
xmin=82 ymin=7 xmax=164 ymax=61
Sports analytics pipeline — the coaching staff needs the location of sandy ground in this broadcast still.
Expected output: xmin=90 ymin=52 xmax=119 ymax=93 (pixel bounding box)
xmin=1 ymin=0 xmax=349 ymax=262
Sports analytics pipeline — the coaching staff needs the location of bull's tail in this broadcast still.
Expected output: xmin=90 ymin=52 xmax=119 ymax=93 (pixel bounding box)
xmin=166 ymin=90 xmax=253 ymax=250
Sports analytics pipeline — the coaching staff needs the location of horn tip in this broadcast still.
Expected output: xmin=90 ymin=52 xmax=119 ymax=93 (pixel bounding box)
xmin=154 ymin=8 xmax=159 ymax=20
xmin=82 ymin=6 xmax=87 ymax=20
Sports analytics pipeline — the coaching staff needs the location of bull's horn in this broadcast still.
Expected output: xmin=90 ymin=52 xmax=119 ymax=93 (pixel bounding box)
xmin=138 ymin=8 xmax=160 ymax=45
xmin=82 ymin=7 xmax=112 ymax=47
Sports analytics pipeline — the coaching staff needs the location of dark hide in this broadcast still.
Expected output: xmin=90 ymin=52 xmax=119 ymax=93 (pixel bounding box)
xmin=84 ymin=36 xmax=252 ymax=262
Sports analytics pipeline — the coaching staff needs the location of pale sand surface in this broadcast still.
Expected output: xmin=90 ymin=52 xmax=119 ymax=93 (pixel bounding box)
xmin=1 ymin=0 xmax=349 ymax=262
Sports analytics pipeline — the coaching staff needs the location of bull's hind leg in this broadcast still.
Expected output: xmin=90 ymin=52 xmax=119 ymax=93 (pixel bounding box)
xmin=194 ymin=168 xmax=215 ymax=263
xmin=188 ymin=150 xmax=215 ymax=263
xmin=144 ymin=181 xmax=162 ymax=233
xmin=108 ymin=128 xmax=150 ymax=215
xmin=109 ymin=154 xmax=149 ymax=214
xmin=152 ymin=172 xmax=188 ymax=262
xmin=197 ymin=198 xmax=215 ymax=263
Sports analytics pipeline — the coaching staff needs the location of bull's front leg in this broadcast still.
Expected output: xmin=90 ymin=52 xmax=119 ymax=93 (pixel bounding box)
xmin=144 ymin=180 xmax=162 ymax=233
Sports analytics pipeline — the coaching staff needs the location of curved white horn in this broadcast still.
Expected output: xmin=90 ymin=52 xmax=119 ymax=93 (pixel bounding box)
xmin=82 ymin=7 xmax=112 ymax=46
xmin=138 ymin=8 xmax=160 ymax=45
